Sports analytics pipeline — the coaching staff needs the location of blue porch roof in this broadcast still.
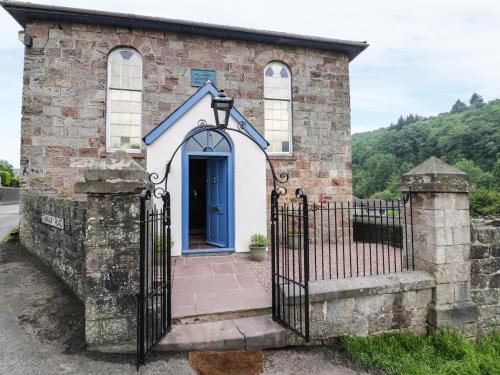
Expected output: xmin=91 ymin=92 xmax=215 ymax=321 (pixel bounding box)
xmin=143 ymin=82 xmax=268 ymax=148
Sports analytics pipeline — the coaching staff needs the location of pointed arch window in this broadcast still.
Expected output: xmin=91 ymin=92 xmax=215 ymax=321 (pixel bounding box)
xmin=264 ymin=62 xmax=292 ymax=154
xmin=106 ymin=48 xmax=142 ymax=152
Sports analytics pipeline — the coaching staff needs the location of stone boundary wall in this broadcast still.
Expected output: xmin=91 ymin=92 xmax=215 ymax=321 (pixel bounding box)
xmin=0 ymin=187 xmax=20 ymax=205
xmin=19 ymin=191 xmax=86 ymax=299
xmin=308 ymin=271 xmax=435 ymax=339
xmin=471 ymin=219 xmax=500 ymax=334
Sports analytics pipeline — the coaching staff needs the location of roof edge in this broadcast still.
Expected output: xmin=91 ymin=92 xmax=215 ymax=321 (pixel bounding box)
xmin=1 ymin=1 xmax=368 ymax=61
xmin=143 ymin=81 xmax=268 ymax=148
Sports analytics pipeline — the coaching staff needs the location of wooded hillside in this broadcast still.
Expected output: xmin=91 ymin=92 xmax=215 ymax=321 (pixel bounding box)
xmin=352 ymin=97 xmax=500 ymax=216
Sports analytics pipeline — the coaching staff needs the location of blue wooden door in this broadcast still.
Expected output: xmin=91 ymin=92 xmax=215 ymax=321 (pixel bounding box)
xmin=206 ymin=157 xmax=228 ymax=247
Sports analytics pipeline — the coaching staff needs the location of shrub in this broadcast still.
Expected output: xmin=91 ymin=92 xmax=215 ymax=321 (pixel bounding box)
xmin=0 ymin=171 xmax=11 ymax=186
xmin=470 ymin=188 xmax=500 ymax=217
xmin=250 ymin=233 xmax=268 ymax=247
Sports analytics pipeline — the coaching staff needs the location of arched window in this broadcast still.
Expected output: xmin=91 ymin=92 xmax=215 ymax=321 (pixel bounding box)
xmin=264 ymin=62 xmax=292 ymax=154
xmin=107 ymin=48 xmax=142 ymax=152
xmin=185 ymin=130 xmax=231 ymax=153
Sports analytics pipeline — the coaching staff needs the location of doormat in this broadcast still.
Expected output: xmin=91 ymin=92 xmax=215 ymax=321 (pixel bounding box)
xmin=189 ymin=350 xmax=264 ymax=375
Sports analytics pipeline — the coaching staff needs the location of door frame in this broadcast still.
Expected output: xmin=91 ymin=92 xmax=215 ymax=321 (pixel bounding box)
xmin=181 ymin=149 xmax=234 ymax=254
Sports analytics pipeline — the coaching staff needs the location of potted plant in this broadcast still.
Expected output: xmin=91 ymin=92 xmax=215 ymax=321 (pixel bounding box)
xmin=249 ymin=233 xmax=268 ymax=261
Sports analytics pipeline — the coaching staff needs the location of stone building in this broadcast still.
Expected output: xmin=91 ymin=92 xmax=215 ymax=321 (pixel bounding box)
xmin=3 ymin=1 xmax=367 ymax=256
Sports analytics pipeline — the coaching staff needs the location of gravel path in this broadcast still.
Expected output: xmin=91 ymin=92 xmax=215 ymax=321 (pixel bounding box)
xmin=241 ymin=240 xmax=412 ymax=295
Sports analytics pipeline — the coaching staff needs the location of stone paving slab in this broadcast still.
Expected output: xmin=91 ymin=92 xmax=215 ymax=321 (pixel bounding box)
xmin=157 ymin=315 xmax=290 ymax=352
xmin=172 ymin=255 xmax=271 ymax=319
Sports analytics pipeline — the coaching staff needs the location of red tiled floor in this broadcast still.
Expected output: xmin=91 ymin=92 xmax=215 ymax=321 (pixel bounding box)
xmin=174 ymin=263 xmax=213 ymax=278
xmin=171 ymin=254 xmax=271 ymax=319
xmin=173 ymin=274 xmax=240 ymax=294
xmin=235 ymin=273 xmax=261 ymax=288
xmin=212 ymin=263 xmax=238 ymax=275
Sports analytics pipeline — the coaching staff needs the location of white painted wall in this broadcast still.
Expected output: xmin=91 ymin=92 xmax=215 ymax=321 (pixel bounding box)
xmin=146 ymin=94 xmax=267 ymax=256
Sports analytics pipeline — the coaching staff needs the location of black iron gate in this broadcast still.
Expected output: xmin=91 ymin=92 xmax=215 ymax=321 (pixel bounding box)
xmin=271 ymin=188 xmax=310 ymax=341
xmin=137 ymin=189 xmax=172 ymax=368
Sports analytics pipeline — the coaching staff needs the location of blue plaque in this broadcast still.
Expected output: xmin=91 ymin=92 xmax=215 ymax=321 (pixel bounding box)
xmin=191 ymin=69 xmax=217 ymax=87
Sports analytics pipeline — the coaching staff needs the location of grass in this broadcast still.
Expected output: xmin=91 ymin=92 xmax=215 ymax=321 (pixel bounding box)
xmin=0 ymin=227 xmax=19 ymax=244
xmin=339 ymin=330 xmax=500 ymax=375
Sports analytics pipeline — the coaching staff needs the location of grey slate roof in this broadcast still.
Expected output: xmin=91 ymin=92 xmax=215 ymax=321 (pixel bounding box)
xmin=1 ymin=1 xmax=368 ymax=61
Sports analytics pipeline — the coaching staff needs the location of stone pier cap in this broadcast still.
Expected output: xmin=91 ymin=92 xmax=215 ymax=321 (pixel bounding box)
xmin=75 ymin=151 xmax=148 ymax=194
xmin=399 ymin=156 xmax=474 ymax=193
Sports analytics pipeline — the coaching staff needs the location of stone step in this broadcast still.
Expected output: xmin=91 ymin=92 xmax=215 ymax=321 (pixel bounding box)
xmin=173 ymin=306 xmax=272 ymax=325
xmin=156 ymin=314 xmax=295 ymax=352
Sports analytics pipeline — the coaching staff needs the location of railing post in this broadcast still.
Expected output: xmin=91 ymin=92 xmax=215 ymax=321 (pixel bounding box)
xmin=165 ymin=191 xmax=172 ymax=332
xmin=270 ymin=189 xmax=279 ymax=321
xmin=300 ymin=189 xmax=310 ymax=341
xmin=137 ymin=189 xmax=149 ymax=367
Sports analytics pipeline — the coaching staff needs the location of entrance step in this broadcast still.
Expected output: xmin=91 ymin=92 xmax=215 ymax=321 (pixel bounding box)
xmin=173 ymin=306 xmax=272 ymax=324
xmin=157 ymin=314 xmax=293 ymax=352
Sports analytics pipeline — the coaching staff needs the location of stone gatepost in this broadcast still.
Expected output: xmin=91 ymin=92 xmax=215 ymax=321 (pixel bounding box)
xmin=399 ymin=156 xmax=478 ymax=336
xmin=75 ymin=151 xmax=147 ymax=350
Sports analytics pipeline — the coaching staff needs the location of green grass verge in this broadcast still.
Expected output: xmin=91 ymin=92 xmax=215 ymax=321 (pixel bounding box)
xmin=339 ymin=330 xmax=500 ymax=375
xmin=0 ymin=227 xmax=19 ymax=243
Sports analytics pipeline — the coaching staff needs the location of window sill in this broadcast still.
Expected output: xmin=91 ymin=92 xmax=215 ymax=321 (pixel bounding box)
xmin=100 ymin=151 xmax=146 ymax=159
xmin=268 ymin=154 xmax=296 ymax=161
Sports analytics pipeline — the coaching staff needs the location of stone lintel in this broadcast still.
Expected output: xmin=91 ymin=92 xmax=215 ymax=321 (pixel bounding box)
xmin=398 ymin=156 xmax=474 ymax=193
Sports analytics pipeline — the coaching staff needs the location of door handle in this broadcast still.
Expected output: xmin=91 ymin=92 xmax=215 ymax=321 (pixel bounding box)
xmin=210 ymin=207 xmax=220 ymax=213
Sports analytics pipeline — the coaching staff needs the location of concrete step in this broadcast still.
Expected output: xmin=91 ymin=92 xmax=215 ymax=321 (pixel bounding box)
xmin=156 ymin=314 xmax=295 ymax=352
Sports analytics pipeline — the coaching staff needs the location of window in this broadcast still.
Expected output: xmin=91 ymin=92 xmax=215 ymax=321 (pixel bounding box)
xmin=264 ymin=62 xmax=292 ymax=154
xmin=107 ymin=48 xmax=142 ymax=152
xmin=185 ymin=130 xmax=231 ymax=153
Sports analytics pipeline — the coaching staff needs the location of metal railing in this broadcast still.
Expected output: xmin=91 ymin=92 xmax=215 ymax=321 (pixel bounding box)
xmin=308 ymin=195 xmax=414 ymax=280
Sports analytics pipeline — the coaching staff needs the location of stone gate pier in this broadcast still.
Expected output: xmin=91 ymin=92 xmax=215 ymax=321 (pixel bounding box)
xmin=399 ymin=156 xmax=478 ymax=336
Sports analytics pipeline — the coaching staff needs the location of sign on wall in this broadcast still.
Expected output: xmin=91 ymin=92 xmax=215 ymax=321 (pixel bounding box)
xmin=191 ymin=69 xmax=217 ymax=87
xmin=41 ymin=214 xmax=64 ymax=229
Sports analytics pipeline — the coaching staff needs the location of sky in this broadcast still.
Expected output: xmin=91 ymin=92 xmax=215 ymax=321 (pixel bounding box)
xmin=1 ymin=0 xmax=500 ymax=169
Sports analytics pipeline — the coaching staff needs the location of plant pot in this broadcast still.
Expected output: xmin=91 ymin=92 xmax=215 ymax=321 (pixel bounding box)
xmin=287 ymin=233 xmax=304 ymax=250
xmin=249 ymin=246 xmax=266 ymax=262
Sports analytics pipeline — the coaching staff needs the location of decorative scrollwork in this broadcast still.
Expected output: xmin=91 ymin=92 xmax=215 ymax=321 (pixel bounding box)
xmin=277 ymin=171 xmax=289 ymax=184
xmin=275 ymin=186 xmax=287 ymax=196
xmin=198 ymin=119 xmax=208 ymax=127
xmin=148 ymin=171 xmax=166 ymax=185
xmin=152 ymin=186 xmax=166 ymax=199
xmin=238 ymin=121 xmax=247 ymax=131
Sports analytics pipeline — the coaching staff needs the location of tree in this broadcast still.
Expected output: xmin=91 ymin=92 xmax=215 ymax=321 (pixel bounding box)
xmin=454 ymin=159 xmax=494 ymax=189
xmin=451 ymin=100 xmax=467 ymax=114
xmin=469 ymin=92 xmax=485 ymax=107
xmin=0 ymin=160 xmax=13 ymax=176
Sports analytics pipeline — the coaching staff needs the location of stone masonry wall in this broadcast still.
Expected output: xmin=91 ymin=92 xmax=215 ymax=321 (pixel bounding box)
xmin=22 ymin=20 xmax=352 ymax=203
xmin=308 ymin=271 xmax=435 ymax=340
xmin=471 ymin=219 xmax=500 ymax=334
xmin=19 ymin=191 xmax=86 ymax=298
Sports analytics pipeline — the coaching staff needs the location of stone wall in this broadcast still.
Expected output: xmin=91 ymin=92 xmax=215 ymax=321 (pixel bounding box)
xmin=308 ymin=271 xmax=435 ymax=339
xmin=22 ymin=20 xmax=352 ymax=202
xmin=0 ymin=186 xmax=20 ymax=204
xmin=19 ymin=191 xmax=86 ymax=298
xmin=471 ymin=219 xmax=500 ymax=334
